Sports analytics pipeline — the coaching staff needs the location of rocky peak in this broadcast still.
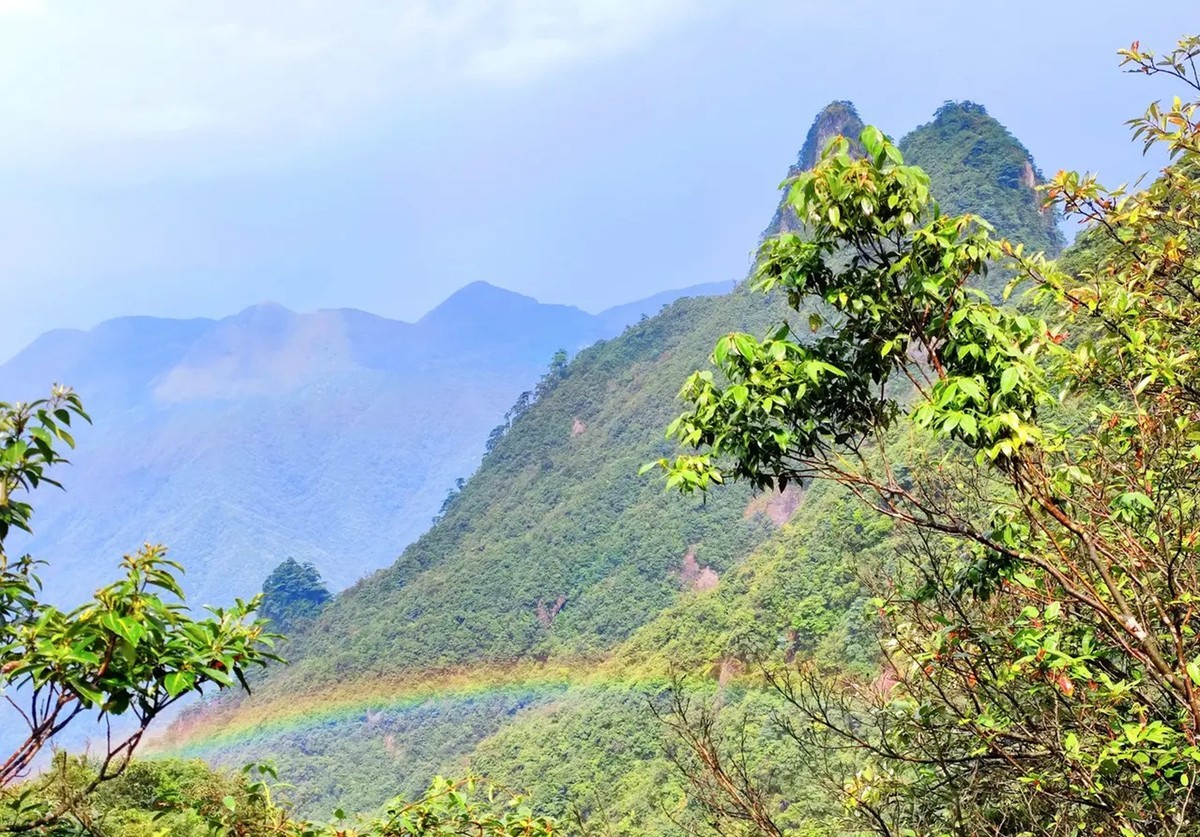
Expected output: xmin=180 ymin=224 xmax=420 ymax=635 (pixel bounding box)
xmin=792 ymin=100 xmax=866 ymax=175
xmin=763 ymin=100 xmax=866 ymax=239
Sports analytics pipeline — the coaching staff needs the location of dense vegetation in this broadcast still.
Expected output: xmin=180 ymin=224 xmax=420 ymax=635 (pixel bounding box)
xmin=9 ymin=756 xmax=559 ymax=836
xmin=901 ymin=100 xmax=1064 ymax=260
xmin=0 ymin=390 xmax=278 ymax=831
xmin=468 ymin=478 xmax=896 ymax=833
xmin=658 ymin=35 xmax=1200 ymax=835
xmin=155 ymin=81 xmax=1074 ymax=827
xmin=9 ymin=30 xmax=1192 ymax=837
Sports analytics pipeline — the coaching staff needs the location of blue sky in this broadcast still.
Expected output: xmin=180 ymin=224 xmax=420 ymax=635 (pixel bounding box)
xmin=0 ymin=0 xmax=1194 ymax=359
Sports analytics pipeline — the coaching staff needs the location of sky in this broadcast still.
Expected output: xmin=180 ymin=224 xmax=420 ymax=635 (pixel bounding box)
xmin=0 ymin=0 xmax=1195 ymax=360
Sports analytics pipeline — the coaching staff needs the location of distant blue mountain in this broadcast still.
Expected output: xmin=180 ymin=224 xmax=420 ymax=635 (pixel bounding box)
xmin=0 ymin=281 xmax=731 ymax=609
xmin=418 ymin=281 xmax=600 ymax=355
xmin=595 ymin=280 xmax=736 ymax=333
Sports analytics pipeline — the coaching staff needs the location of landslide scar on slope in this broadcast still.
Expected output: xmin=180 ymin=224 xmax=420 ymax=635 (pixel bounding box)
xmin=676 ymin=546 xmax=719 ymax=592
xmin=743 ymin=484 xmax=803 ymax=527
xmin=536 ymin=594 xmax=568 ymax=627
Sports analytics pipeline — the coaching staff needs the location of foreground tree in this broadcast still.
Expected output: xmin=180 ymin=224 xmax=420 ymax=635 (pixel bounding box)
xmin=656 ymin=35 xmax=1200 ymax=835
xmin=0 ymin=387 xmax=278 ymax=830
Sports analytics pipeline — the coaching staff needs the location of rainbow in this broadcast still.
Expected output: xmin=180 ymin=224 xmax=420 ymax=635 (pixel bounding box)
xmin=151 ymin=661 xmax=664 ymax=754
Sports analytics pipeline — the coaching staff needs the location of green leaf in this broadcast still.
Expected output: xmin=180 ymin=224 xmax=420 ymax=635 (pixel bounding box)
xmin=202 ymin=666 xmax=235 ymax=687
xmin=164 ymin=670 xmax=195 ymax=698
xmin=732 ymin=334 xmax=757 ymax=358
xmin=1012 ymin=572 xmax=1036 ymax=589
xmin=1000 ymin=365 xmax=1019 ymax=395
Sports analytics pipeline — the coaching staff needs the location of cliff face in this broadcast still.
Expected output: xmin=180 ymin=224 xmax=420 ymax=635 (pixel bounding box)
xmin=762 ymin=100 xmax=866 ymax=238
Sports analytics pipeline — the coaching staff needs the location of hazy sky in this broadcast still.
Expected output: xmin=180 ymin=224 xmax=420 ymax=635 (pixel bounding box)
xmin=0 ymin=1 xmax=1194 ymax=359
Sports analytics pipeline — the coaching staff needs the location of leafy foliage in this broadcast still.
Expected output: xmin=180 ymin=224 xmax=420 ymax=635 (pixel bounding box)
xmin=0 ymin=389 xmax=278 ymax=831
xmin=659 ymin=34 xmax=1200 ymax=836
xmin=8 ymin=757 xmax=560 ymax=837
xmin=656 ymin=121 xmax=1031 ymax=490
xmin=763 ymin=101 xmax=866 ymax=239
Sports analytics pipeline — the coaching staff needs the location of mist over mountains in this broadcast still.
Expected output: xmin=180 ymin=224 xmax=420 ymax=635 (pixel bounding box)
xmin=0 ymin=280 xmax=732 ymax=608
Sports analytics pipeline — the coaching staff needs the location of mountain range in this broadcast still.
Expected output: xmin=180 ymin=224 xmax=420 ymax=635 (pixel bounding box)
xmin=0 ymin=279 xmax=733 ymax=608
xmin=150 ymin=98 xmax=1066 ymax=831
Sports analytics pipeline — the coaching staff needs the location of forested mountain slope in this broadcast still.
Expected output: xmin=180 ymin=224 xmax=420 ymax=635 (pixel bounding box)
xmin=166 ymin=282 xmax=796 ymax=816
xmin=163 ymin=98 xmax=1063 ymax=824
xmin=902 ymin=100 xmax=1064 ymax=257
xmin=248 ymin=288 xmax=785 ymax=685
xmin=466 ymin=476 xmax=904 ymax=833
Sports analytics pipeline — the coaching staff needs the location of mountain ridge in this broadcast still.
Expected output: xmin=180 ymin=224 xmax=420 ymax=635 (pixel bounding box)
xmin=157 ymin=96 xmax=1068 ymax=825
xmin=2 ymin=281 xmax=730 ymax=370
xmin=0 ymin=279 xmax=733 ymax=609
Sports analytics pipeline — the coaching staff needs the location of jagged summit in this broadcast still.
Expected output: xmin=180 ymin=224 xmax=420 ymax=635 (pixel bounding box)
xmin=763 ymin=100 xmax=866 ymax=239
xmin=792 ymin=100 xmax=866 ymax=175
xmin=761 ymin=99 xmax=1061 ymax=261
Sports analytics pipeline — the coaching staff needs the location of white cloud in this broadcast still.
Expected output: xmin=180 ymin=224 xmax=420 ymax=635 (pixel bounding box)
xmin=0 ymin=0 xmax=720 ymax=172
xmin=460 ymin=0 xmax=704 ymax=82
